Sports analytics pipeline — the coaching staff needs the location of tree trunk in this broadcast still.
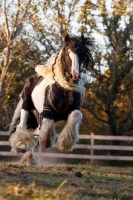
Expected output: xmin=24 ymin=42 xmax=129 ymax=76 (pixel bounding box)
xmin=0 ymin=46 xmax=10 ymax=129
xmin=0 ymin=73 xmax=6 ymax=129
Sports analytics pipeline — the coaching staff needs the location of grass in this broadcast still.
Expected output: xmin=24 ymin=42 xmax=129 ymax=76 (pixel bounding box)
xmin=0 ymin=162 xmax=133 ymax=200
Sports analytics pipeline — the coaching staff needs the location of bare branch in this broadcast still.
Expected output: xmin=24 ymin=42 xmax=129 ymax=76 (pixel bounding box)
xmin=19 ymin=0 xmax=32 ymax=24
xmin=2 ymin=0 xmax=10 ymax=42
xmin=10 ymin=0 xmax=21 ymax=40
xmin=83 ymin=106 xmax=109 ymax=124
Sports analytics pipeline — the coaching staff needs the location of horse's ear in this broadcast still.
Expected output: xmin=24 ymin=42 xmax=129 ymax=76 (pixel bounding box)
xmin=65 ymin=34 xmax=70 ymax=42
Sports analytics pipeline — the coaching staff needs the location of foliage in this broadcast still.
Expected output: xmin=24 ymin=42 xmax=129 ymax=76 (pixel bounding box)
xmin=79 ymin=0 xmax=133 ymax=136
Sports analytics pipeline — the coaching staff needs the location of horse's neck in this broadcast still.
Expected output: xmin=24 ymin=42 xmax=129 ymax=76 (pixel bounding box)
xmin=54 ymin=59 xmax=86 ymax=93
xmin=35 ymin=50 xmax=86 ymax=95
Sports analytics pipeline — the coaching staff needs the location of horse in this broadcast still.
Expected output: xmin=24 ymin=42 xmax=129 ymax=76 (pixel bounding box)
xmin=9 ymin=34 xmax=94 ymax=167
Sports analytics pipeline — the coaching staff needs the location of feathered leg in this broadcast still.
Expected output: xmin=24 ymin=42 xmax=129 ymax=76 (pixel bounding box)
xmin=9 ymin=109 xmax=38 ymax=153
xmin=57 ymin=110 xmax=82 ymax=152
xmin=39 ymin=118 xmax=56 ymax=148
xmin=20 ymin=149 xmax=36 ymax=167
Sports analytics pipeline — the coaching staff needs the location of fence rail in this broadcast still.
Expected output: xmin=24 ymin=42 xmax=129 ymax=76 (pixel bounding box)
xmin=1 ymin=131 xmax=133 ymax=162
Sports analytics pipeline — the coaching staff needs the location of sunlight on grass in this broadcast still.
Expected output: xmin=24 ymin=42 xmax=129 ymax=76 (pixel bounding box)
xmin=0 ymin=180 xmax=76 ymax=200
xmin=0 ymin=163 xmax=133 ymax=199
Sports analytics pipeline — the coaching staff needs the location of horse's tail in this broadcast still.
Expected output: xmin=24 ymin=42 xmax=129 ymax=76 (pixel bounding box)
xmin=9 ymin=95 xmax=23 ymax=135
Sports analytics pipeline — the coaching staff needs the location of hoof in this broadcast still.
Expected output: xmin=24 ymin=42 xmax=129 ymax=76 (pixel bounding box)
xmin=57 ymin=134 xmax=76 ymax=152
xmin=9 ymin=127 xmax=38 ymax=153
xmin=20 ymin=151 xmax=36 ymax=167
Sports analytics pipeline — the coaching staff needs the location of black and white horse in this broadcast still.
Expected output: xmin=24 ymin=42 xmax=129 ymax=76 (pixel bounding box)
xmin=9 ymin=34 xmax=94 ymax=166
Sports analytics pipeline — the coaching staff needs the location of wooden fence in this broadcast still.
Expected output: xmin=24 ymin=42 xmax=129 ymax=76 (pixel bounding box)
xmin=1 ymin=131 xmax=133 ymax=162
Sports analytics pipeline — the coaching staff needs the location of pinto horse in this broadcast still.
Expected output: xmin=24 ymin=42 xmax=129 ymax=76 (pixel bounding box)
xmin=9 ymin=34 xmax=94 ymax=166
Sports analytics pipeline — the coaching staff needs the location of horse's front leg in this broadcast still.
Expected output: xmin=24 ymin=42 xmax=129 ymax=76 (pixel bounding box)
xmin=39 ymin=118 xmax=56 ymax=148
xmin=57 ymin=110 xmax=82 ymax=152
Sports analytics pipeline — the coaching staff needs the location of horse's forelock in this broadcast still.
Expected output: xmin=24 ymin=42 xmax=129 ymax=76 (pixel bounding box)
xmin=60 ymin=47 xmax=72 ymax=81
xmin=64 ymin=35 xmax=94 ymax=70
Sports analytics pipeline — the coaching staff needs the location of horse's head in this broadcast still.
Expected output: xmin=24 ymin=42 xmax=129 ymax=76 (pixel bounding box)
xmin=60 ymin=34 xmax=94 ymax=83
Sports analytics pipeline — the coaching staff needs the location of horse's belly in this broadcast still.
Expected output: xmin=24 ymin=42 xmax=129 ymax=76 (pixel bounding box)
xmin=31 ymin=78 xmax=54 ymax=113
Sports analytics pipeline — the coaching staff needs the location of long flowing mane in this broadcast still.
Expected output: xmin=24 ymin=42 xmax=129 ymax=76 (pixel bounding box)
xmin=35 ymin=35 xmax=94 ymax=92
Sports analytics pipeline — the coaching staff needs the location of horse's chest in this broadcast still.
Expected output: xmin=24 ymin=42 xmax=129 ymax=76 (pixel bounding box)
xmin=51 ymin=88 xmax=74 ymax=110
xmin=44 ymin=83 xmax=81 ymax=121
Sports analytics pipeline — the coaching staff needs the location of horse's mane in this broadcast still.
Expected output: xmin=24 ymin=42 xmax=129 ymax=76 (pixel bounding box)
xmin=35 ymin=52 xmax=58 ymax=77
xmin=35 ymin=49 xmax=85 ymax=92
xmin=35 ymin=35 xmax=94 ymax=94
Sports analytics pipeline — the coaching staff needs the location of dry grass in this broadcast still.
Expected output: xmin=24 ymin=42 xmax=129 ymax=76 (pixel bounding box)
xmin=0 ymin=162 xmax=133 ymax=200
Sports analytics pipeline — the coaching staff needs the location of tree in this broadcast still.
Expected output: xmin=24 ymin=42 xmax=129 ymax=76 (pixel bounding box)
xmin=2 ymin=38 xmax=42 ymax=128
xmin=78 ymin=0 xmax=133 ymax=136
xmin=25 ymin=0 xmax=82 ymax=56
xmin=0 ymin=0 xmax=34 ymax=127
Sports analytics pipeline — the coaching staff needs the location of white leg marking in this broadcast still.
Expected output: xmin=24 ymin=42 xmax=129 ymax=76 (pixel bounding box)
xmin=17 ymin=109 xmax=29 ymax=128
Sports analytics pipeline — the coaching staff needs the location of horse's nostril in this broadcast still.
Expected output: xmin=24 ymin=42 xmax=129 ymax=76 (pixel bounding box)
xmin=70 ymin=74 xmax=73 ymax=79
xmin=70 ymin=71 xmax=79 ymax=81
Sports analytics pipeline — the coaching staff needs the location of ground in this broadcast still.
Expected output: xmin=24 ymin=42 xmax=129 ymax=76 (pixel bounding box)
xmin=0 ymin=162 xmax=133 ymax=200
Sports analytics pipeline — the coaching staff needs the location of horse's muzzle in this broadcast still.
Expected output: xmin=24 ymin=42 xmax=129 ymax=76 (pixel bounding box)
xmin=70 ymin=70 xmax=80 ymax=82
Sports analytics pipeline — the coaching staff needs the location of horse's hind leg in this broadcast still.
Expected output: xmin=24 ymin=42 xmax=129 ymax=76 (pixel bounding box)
xmin=39 ymin=118 xmax=56 ymax=148
xmin=9 ymin=108 xmax=30 ymax=152
xmin=16 ymin=108 xmax=29 ymax=130
xmin=57 ymin=110 xmax=82 ymax=152
xmin=9 ymin=77 xmax=39 ymax=153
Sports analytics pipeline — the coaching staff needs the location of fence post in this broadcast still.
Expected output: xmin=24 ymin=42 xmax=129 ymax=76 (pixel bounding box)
xmin=38 ymin=146 xmax=42 ymax=166
xmin=90 ymin=132 xmax=94 ymax=165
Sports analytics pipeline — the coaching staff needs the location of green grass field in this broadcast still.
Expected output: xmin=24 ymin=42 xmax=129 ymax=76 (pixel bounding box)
xmin=0 ymin=162 xmax=133 ymax=200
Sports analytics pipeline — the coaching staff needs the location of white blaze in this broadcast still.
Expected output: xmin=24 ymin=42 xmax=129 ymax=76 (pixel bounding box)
xmin=67 ymin=49 xmax=79 ymax=76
